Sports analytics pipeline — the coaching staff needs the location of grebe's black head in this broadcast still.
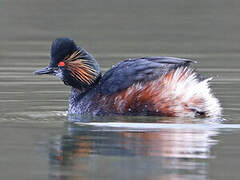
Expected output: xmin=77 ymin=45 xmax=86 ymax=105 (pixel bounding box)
xmin=34 ymin=37 xmax=101 ymax=90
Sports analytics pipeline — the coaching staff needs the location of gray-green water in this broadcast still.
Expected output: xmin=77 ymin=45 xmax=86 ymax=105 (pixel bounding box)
xmin=1 ymin=0 xmax=240 ymax=179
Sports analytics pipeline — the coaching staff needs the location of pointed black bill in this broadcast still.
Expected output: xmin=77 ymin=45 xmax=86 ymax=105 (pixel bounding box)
xmin=34 ymin=67 xmax=56 ymax=75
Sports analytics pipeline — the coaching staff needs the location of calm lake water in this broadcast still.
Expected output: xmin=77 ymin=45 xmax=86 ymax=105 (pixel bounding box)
xmin=1 ymin=0 xmax=240 ymax=179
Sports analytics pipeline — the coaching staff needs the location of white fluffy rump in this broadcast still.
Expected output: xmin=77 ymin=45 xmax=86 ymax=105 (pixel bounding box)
xmin=155 ymin=67 xmax=222 ymax=117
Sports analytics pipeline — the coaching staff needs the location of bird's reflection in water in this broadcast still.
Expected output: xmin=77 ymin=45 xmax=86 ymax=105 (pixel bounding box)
xmin=49 ymin=118 xmax=219 ymax=180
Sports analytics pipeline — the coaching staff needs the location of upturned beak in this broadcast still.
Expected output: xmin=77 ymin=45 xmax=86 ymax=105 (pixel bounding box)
xmin=34 ymin=66 xmax=56 ymax=75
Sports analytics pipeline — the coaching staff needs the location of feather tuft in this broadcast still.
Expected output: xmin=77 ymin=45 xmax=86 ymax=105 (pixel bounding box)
xmin=63 ymin=50 xmax=98 ymax=85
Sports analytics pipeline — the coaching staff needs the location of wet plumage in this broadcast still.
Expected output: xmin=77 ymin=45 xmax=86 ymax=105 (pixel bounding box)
xmin=34 ymin=37 xmax=222 ymax=118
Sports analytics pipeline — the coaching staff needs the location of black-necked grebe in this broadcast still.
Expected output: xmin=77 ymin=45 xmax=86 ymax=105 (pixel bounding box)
xmin=34 ymin=37 xmax=222 ymax=117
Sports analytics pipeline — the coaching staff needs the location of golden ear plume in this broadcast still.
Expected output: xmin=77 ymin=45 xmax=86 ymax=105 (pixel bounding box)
xmin=64 ymin=50 xmax=98 ymax=85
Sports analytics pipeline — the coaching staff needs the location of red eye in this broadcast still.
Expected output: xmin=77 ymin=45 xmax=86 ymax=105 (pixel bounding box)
xmin=58 ymin=61 xmax=65 ymax=67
